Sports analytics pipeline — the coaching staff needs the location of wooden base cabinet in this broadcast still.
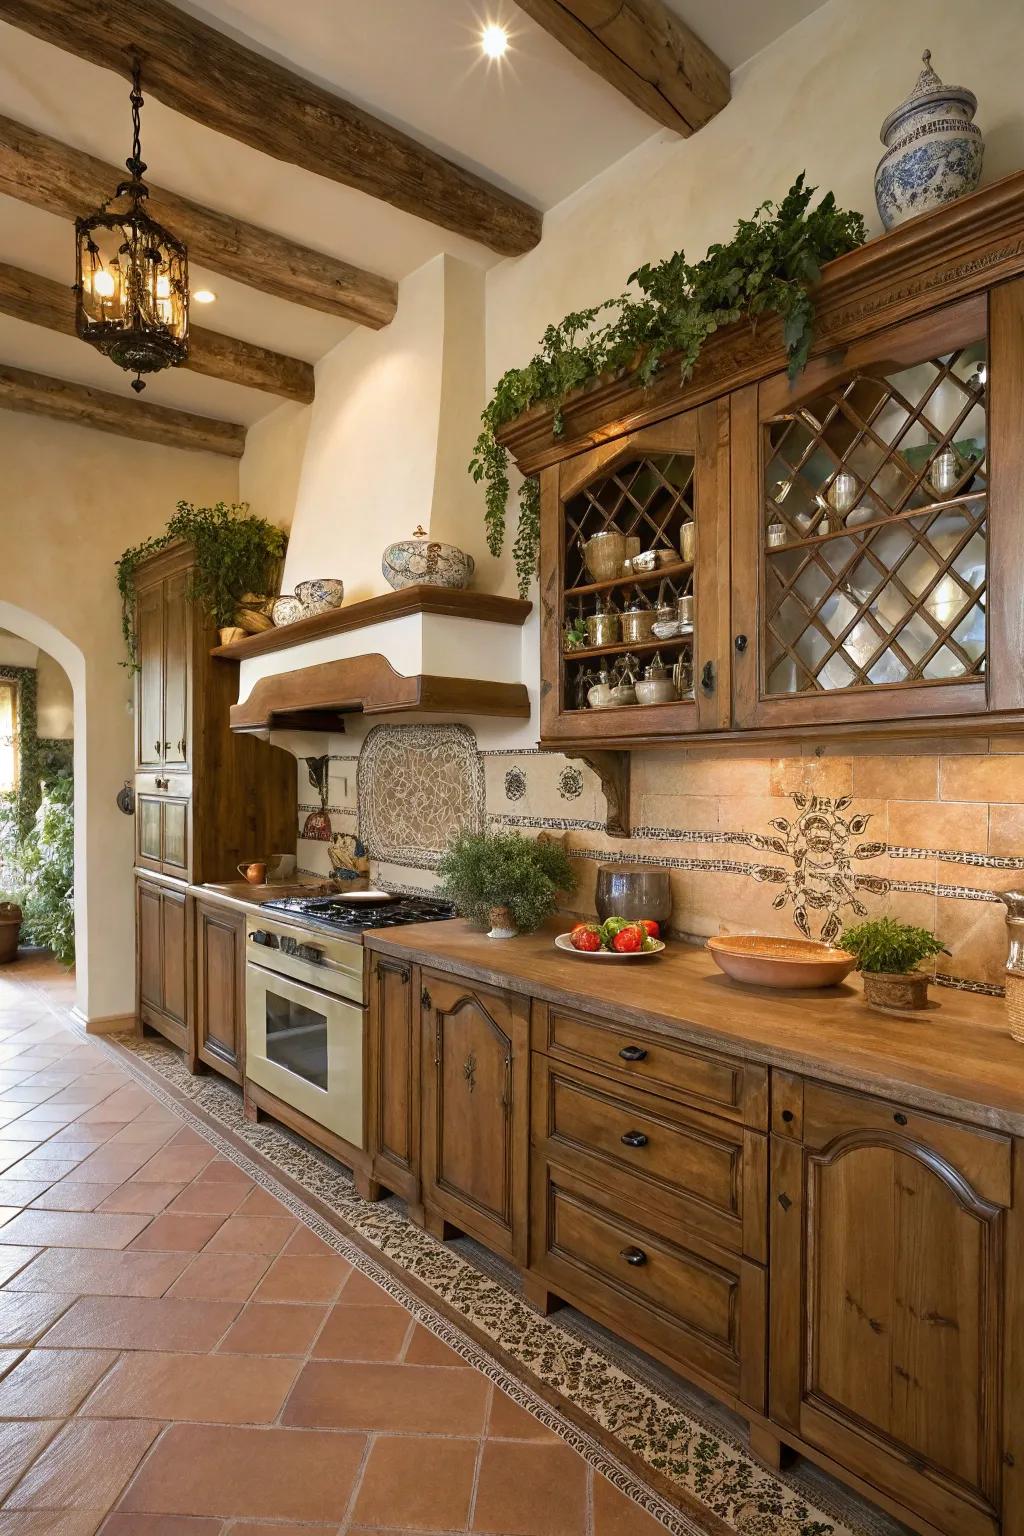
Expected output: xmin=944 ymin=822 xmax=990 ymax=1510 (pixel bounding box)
xmin=193 ymin=897 xmax=245 ymax=1083
xmin=770 ymin=1076 xmax=1016 ymax=1536
xmin=368 ymin=952 xmax=421 ymax=1209
xmin=135 ymin=875 xmax=188 ymax=1050
xmin=419 ymin=969 xmax=529 ymax=1263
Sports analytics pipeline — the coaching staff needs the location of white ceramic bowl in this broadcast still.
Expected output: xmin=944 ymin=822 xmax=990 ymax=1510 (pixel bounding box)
xmin=295 ymin=579 xmax=345 ymax=615
xmin=271 ymin=595 xmax=304 ymax=626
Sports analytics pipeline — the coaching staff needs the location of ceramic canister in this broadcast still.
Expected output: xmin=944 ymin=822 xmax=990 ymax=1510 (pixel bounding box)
xmin=874 ymin=50 xmax=983 ymax=230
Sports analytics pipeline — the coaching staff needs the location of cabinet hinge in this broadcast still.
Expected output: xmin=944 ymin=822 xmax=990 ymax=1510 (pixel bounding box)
xmin=421 ymin=987 xmax=432 ymax=1011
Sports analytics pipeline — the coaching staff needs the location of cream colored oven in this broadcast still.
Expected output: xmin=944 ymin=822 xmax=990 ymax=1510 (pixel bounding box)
xmin=245 ymin=914 xmax=365 ymax=1147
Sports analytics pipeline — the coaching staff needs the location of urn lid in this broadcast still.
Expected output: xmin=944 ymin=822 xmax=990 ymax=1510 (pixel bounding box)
xmin=880 ymin=50 xmax=977 ymax=144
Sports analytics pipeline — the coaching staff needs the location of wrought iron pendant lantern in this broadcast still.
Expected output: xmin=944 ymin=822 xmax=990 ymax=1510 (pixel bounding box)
xmin=75 ymin=62 xmax=189 ymax=391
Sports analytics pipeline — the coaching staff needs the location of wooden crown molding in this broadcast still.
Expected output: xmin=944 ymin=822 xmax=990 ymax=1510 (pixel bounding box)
xmin=212 ymin=585 xmax=533 ymax=661
xmin=2 ymin=0 xmax=543 ymax=259
xmin=0 ymin=362 xmax=245 ymax=457
xmin=0 ymin=261 xmax=314 ymax=405
xmin=229 ymin=653 xmax=531 ymax=731
xmin=0 ymin=114 xmax=397 ymax=328
xmin=514 ymin=0 xmax=729 ymax=135
xmin=497 ymin=169 xmax=1024 ymax=475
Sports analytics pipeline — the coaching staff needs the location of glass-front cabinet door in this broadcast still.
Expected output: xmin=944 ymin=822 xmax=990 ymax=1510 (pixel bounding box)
xmin=539 ymin=401 xmax=730 ymax=743
xmin=733 ymin=288 xmax=1023 ymax=731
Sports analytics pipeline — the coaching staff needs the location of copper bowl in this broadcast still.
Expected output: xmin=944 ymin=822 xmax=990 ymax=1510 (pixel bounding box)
xmin=707 ymin=935 xmax=856 ymax=990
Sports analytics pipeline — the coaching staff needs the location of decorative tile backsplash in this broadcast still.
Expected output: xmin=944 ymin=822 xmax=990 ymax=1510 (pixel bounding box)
xmin=292 ymin=727 xmax=1024 ymax=993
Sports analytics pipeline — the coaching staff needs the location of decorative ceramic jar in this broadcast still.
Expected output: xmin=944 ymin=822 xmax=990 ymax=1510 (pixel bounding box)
xmin=295 ymin=578 xmax=345 ymax=615
xmin=381 ymin=527 xmax=475 ymax=591
xmin=583 ymin=528 xmax=627 ymax=582
xmin=874 ymin=50 xmax=983 ymax=230
xmin=862 ymin=970 xmax=931 ymax=1013
xmin=487 ymin=904 xmax=518 ymax=940
xmin=271 ymin=594 xmax=304 ymax=626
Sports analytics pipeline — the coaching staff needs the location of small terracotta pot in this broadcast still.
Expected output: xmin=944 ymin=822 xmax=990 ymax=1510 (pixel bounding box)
xmin=487 ymin=905 xmax=518 ymax=940
xmin=0 ymin=903 xmax=23 ymax=965
xmin=862 ymin=970 xmax=931 ymax=1013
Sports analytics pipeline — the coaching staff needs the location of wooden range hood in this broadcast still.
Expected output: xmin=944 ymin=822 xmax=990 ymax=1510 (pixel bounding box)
xmin=214 ymin=585 xmax=532 ymax=733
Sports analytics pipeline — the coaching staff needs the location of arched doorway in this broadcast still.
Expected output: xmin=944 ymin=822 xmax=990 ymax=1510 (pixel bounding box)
xmin=0 ymin=603 xmax=87 ymax=1017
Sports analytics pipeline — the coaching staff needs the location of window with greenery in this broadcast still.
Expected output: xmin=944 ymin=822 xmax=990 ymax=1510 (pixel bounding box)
xmin=0 ymin=680 xmax=18 ymax=795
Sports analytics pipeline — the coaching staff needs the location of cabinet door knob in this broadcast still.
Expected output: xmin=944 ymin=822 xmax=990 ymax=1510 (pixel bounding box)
xmin=619 ymin=1246 xmax=647 ymax=1267
xmin=893 ymin=1111 xmax=908 ymax=1126
xmin=700 ymin=660 xmax=715 ymax=694
xmin=618 ymin=1045 xmax=647 ymax=1062
xmin=781 ymin=1108 xmax=794 ymax=1123
xmin=620 ymin=1130 xmax=648 ymax=1148
xmin=734 ymin=633 xmax=748 ymax=653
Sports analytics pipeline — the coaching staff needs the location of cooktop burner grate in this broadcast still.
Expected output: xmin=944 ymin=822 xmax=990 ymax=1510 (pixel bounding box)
xmin=259 ymin=893 xmax=457 ymax=934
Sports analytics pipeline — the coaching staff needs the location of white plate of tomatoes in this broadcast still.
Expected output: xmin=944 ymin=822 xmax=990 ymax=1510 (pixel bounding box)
xmin=556 ymin=918 xmax=666 ymax=959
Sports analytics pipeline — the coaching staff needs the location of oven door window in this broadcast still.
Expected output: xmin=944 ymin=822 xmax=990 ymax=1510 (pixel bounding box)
xmin=265 ymin=986 xmax=329 ymax=1090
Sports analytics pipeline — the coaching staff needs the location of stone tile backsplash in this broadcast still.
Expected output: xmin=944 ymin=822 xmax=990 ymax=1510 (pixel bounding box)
xmin=292 ymin=726 xmax=1024 ymax=993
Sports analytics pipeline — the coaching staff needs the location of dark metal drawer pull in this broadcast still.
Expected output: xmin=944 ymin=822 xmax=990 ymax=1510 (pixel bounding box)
xmin=620 ymin=1247 xmax=647 ymax=1267
xmin=618 ymin=1045 xmax=647 ymax=1062
xmin=893 ymin=1112 xmax=908 ymax=1126
xmin=620 ymin=1130 xmax=648 ymax=1148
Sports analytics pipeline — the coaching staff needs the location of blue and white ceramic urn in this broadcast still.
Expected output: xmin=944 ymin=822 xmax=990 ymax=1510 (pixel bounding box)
xmin=381 ymin=526 xmax=475 ymax=591
xmin=875 ymin=50 xmax=983 ymax=230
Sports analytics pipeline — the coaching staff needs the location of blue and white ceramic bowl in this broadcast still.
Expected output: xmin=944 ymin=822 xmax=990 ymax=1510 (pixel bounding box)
xmin=295 ymin=578 xmax=345 ymax=615
xmin=875 ymin=50 xmax=983 ymax=230
xmin=382 ymin=532 xmax=475 ymax=591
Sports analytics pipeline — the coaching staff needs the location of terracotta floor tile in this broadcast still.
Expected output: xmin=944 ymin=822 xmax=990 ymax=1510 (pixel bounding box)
xmin=0 ymin=1145 xmax=49 ymax=1172
xmin=166 ymin=1253 xmax=270 ymax=1303
xmin=6 ymin=1419 xmax=160 ymax=1512
xmin=488 ymin=1390 xmax=559 ymax=1441
xmin=62 ymin=1151 xmax=155 ymax=1184
xmin=0 ymin=1247 xmax=42 ymax=1285
xmin=0 ymin=1180 xmax=55 ymax=1206
xmin=592 ymin=1474 xmax=672 ymax=1535
xmin=163 ymin=1184 xmax=248 ymax=1217
xmin=280 ymin=1226 xmax=336 ymax=1256
xmin=235 ymin=1187 xmax=290 ymax=1218
xmin=352 ymin=1435 xmax=477 ymax=1531
xmin=311 ymin=1305 xmax=411 ymax=1362
xmin=118 ymin=1424 xmax=366 ymax=1522
xmin=0 ymin=1292 xmax=74 ymax=1346
xmin=0 ymin=1348 xmax=117 ymax=1418
xmin=128 ymin=1215 xmax=225 ymax=1253
xmin=8 ymin=1249 xmax=191 ymax=1298
xmin=29 ymin=1185 xmax=122 ymax=1213
xmin=1 ymin=1161 xmax=82 ymax=1184
xmin=250 ymin=1254 xmax=350 ymax=1303
xmin=133 ymin=1150 xmax=216 ymax=1185
xmin=402 ymin=1326 xmax=471 ymax=1369
xmin=333 ymin=1270 xmax=397 ymax=1307
xmin=202 ymin=1217 xmax=297 ymax=1256
xmin=37 ymin=1297 xmax=240 ymax=1352
xmin=0 ymin=1419 xmax=65 ymax=1501
xmin=100 ymin=1517 xmax=223 ymax=1536
xmin=191 ymin=1159 xmax=252 ymax=1187
xmin=81 ymin=1350 xmax=299 ymax=1423
xmin=228 ymin=1525 xmax=334 ymax=1536
xmin=282 ymin=1361 xmax=489 ymax=1434
xmin=472 ymin=1442 xmax=588 ymax=1536
xmin=97 ymin=1186 xmax=184 ymax=1216
xmin=217 ymin=1304 xmax=328 ymax=1357
xmin=0 ymin=1211 xmax=151 ymax=1249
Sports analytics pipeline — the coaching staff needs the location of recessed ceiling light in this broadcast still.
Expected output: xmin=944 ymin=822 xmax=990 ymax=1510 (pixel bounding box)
xmin=481 ymin=23 xmax=508 ymax=58
xmin=193 ymin=288 xmax=217 ymax=304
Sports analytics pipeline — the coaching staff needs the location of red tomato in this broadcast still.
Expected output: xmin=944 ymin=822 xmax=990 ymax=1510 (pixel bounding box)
xmin=638 ymin=918 xmax=660 ymax=939
xmin=611 ymin=924 xmax=644 ymax=953
xmin=571 ymin=926 xmax=602 ymax=952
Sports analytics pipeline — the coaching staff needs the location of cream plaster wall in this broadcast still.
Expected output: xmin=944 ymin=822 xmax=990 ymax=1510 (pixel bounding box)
xmin=0 ymin=412 xmax=237 ymax=1021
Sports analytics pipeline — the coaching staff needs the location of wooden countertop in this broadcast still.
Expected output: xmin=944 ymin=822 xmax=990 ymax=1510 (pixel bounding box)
xmin=192 ymin=880 xmax=330 ymax=916
xmin=365 ymin=919 xmax=1024 ymax=1135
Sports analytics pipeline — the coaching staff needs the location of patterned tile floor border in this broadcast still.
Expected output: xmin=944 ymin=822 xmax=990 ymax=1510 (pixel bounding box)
xmin=99 ymin=1030 xmax=903 ymax=1536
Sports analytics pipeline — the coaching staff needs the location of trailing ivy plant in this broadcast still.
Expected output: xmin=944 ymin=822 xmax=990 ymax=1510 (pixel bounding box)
xmin=470 ymin=175 xmax=867 ymax=596
xmin=116 ymin=501 xmax=287 ymax=671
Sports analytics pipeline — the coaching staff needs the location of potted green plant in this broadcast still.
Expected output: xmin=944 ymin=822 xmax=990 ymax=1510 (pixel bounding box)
xmin=839 ymin=916 xmax=948 ymax=1013
xmin=437 ymin=828 xmax=576 ymax=939
xmin=116 ymin=501 xmax=287 ymax=669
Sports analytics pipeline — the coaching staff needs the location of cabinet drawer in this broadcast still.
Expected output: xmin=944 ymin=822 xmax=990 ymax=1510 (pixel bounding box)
xmin=535 ymin=1002 xmax=767 ymax=1128
xmin=532 ymin=1054 xmax=766 ymax=1260
xmin=532 ymin=1159 xmax=765 ymax=1407
xmin=802 ymin=1081 xmax=1012 ymax=1207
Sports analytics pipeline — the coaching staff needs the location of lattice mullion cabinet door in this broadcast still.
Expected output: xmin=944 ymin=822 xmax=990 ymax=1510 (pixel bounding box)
xmin=731 ymin=294 xmax=1006 ymax=736
xmin=539 ymin=402 xmax=730 ymax=745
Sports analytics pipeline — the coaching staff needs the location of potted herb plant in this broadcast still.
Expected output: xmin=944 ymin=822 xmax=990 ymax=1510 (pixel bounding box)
xmin=437 ymin=828 xmax=576 ymax=939
xmin=839 ymin=916 xmax=948 ymax=1013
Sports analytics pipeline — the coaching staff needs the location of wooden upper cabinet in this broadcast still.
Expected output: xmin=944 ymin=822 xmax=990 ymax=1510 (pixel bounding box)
xmin=162 ymin=569 xmax=191 ymax=769
xmin=771 ymin=1081 xmax=1012 ymax=1536
xmin=732 ymin=287 xmax=1023 ymax=732
xmin=539 ymin=400 xmax=730 ymax=744
xmin=135 ymin=581 xmax=164 ymax=770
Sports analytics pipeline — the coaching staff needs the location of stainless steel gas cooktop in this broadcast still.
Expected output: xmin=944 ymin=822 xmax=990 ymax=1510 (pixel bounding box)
xmin=258 ymin=892 xmax=456 ymax=935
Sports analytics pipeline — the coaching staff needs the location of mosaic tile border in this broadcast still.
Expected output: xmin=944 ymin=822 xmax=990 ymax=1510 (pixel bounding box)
xmin=98 ymin=1031 xmax=886 ymax=1536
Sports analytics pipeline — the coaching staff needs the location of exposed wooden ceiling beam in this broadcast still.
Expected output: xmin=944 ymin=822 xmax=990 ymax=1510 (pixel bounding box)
xmin=0 ymin=261 xmax=313 ymax=405
xmin=0 ymin=362 xmax=245 ymax=456
xmin=0 ymin=0 xmax=543 ymax=258
xmin=0 ymin=115 xmax=397 ymax=328
xmin=514 ymin=0 xmax=729 ymax=134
